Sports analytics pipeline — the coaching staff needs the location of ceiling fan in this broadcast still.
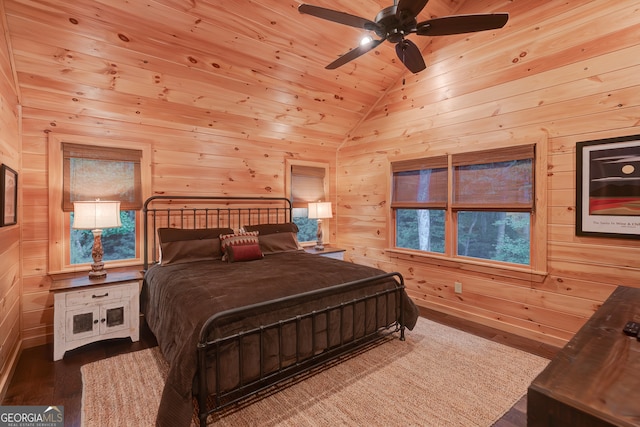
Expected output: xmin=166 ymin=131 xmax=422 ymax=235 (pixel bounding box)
xmin=298 ymin=0 xmax=509 ymax=73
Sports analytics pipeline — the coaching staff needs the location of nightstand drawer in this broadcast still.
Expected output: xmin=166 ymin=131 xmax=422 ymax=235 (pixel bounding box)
xmin=65 ymin=285 xmax=125 ymax=306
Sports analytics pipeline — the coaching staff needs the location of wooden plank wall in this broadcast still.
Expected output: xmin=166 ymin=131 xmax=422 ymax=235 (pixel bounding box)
xmin=336 ymin=0 xmax=640 ymax=347
xmin=0 ymin=2 xmax=21 ymax=395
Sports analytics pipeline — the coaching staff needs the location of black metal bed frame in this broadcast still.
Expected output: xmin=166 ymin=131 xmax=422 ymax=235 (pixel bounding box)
xmin=143 ymin=195 xmax=294 ymax=270
xmin=142 ymin=195 xmax=407 ymax=426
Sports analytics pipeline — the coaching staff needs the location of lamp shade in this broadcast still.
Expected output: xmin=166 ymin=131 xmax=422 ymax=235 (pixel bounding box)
xmin=72 ymin=200 xmax=122 ymax=230
xmin=308 ymin=202 xmax=333 ymax=219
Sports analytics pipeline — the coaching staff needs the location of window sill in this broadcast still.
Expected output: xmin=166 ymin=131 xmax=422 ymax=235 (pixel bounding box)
xmin=384 ymin=248 xmax=548 ymax=283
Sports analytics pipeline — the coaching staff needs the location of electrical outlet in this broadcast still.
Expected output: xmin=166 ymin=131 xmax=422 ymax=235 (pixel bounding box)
xmin=454 ymin=281 xmax=462 ymax=294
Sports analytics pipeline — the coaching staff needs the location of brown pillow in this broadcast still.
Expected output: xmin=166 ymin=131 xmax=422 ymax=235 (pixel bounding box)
xmin=243 ymin=222 xmax=299 ymax=236
xmin=243 ymin=223 xmax=302 ymax=254
xmin=257 ymin=232 xmax=303 ymax=254
xmin=157 ymin=227 xmax=233 ymax=266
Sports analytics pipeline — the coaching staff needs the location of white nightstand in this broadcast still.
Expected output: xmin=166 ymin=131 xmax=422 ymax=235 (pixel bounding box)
xmin=304 ymin=246 xmax=346 ymax=260
xmin=50 ymin=270 xmax=141 ymax=361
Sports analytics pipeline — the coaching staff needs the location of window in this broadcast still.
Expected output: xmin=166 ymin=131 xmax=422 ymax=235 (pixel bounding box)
xmin=391 ymin=144 xmax=541 ymax=269
xmin=286 ymin=160 xmax=330 ymax=244
xmin=391 ymin=156 xmax=447 ymax=253
xmin=63 ymin=143 xmax=141 ymax=265
xmin=49 ymin=135 xmax=151 ymax=274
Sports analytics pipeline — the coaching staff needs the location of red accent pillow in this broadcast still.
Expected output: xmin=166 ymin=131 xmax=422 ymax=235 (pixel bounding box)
xmin=219 ymin=231 xmax=262 ymax=262
xmin=227 ymin=243 xmax=264 ymax=262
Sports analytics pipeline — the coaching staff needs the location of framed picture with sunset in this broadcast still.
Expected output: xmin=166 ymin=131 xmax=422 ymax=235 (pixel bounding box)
xmin=576 ymin=134 xmax=640 ymax=238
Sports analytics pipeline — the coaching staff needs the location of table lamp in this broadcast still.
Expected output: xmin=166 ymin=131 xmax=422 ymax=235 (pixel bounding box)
xmin=72 ymin=200 xmax=122 ymax=279
xmin=307 ymin=201 xmax=332 ymax=250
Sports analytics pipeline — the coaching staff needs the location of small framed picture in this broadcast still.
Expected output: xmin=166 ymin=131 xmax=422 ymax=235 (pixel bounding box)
xmin=1 ymin=164 xmax=18 ymax=226
xmin=576 ymin=134 xmax=640 ymax=238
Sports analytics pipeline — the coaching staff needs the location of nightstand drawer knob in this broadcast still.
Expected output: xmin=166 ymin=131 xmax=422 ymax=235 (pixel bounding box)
xmin=93 ymin=319 xmax=98 ymax=324
xmin=92 ymin=293 xmax=109 ymax=298
xmin=101 ymin=318 xmax=106 ymax=323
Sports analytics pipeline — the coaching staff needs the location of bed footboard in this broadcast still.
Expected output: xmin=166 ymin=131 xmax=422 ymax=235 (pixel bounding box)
xmin=196 ymin=272 xmax=406 ymax=425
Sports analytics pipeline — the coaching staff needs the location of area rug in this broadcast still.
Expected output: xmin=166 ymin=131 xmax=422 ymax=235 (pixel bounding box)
xmin=81 ymin=318 xmax=548 ymax=427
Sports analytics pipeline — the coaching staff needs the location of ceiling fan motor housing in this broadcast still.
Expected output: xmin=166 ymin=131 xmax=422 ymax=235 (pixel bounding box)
xmin=374 ymin=5 xmax=417 ymax=43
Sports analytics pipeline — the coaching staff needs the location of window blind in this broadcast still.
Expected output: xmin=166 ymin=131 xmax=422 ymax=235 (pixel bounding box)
xmin=391 ymin=155 xmax=448 ymax=208
xmin=290 ymin=165 xmax=326 ymax=208
xmin=63 ymin=143 xmax=143 ymax=212
xmin=452 ymin=145 xmax=535 ymax=210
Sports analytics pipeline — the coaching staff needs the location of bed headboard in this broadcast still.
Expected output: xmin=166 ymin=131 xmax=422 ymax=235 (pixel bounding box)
xmin=143 ymin=195 xmax=293 ymax=269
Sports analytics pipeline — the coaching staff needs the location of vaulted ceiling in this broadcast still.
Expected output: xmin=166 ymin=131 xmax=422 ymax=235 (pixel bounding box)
xmin=3 ymin=0 xmax=510 ymax=148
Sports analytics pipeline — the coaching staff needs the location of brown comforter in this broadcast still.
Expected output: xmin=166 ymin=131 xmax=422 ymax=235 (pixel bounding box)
xmin=142 ymin=250 xmax=418 ymax=427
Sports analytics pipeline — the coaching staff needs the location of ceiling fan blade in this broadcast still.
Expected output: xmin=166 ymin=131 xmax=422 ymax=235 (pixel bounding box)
xmin=325 ymin=39 xmax=385 ymax=70
xmin=396 ymin=0 xmax=430 ymax=20
xmin=298 ymin=4 xmax=381 ymax=32
xmin=395 ymin=39 xmax=426 ymax=73
xmin=416 ymin=13 xmax=509 ymax=36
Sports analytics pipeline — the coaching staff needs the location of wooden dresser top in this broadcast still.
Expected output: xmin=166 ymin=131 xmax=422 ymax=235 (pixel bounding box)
xmin=50 ymin=270 xmax=143 ymax=292
xmin=529 ymin=286 xmax=640 ymax=426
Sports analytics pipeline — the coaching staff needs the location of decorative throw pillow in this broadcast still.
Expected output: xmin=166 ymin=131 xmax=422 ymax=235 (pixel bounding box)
xmin=243 ymin=223 xmax=303 ymax=254
xmin=157 ymin=227 xmax=233 ymax=266
xmin=219 ymin=231 xmax=262 ymax=262
xmin=226 ymin=243 xmax=264 ymax=262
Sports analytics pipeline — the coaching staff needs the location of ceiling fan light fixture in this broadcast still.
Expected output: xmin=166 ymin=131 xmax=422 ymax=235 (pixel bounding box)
xmin=360 ymin=35 xmax=374 ymax=46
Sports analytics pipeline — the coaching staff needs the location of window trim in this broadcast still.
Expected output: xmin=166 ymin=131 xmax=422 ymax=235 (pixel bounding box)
xmin=48 ymin=134 xmax=152 ymax=274
xmin=387 ymin=137 xmax=548 ymax=278
xmin=285 ymin=159 xmax=330 ymax=246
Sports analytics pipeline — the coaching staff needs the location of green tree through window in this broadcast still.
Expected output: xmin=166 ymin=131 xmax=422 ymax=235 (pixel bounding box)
xmin=70 ymin=210 xmax=136 ymax=264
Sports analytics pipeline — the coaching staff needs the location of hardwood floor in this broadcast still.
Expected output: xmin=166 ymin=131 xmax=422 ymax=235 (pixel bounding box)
xmin=1 ymin=321 xmax=158 ymax=427
xmin=1 ymin=309 xmax=560 ymax=427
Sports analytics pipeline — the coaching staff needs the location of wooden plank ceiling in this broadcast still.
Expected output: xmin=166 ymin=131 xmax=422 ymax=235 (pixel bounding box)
xmin=2 ymin=0 xmax=500 ymax=148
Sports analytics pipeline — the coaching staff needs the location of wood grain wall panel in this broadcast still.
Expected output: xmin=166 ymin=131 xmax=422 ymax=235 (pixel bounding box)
xmin=21 ymin=256 xmax=46 ymax=278
xmin=0 ymin=252 xmax=19 ymax=317
xmin=21 ymin=307 xmax=52 ymax=336
xmin=20 ymin=222 xmax=47 ymax=242
xmin=0 ymin=301 xmax=19 ymax=379
xmin=548 ymin=189 xmax=574 ymax=208
xmin=21 ymin=290 xmax=52 ymax=313
xmin=21 ymin=275 xmax=51 ymax=295
xmin=20 ymin=122 xmax=48 ymax=351
xmin=336 ymin=0 xmax=640 ymax=347
xmin=549 ymin=242 xmax=640 ymax=268
xmin=0 ymin=0 xmax=20 ymax=396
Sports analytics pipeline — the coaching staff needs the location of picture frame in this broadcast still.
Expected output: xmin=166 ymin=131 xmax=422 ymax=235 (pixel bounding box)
xmin=576 ymin=134 xmax=640 ymax=239
xmin=1 ymin=164 xmax=18 ymax=227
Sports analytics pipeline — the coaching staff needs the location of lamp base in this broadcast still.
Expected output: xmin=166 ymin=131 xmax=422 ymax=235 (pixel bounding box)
xmin=89 ymin=261 xmax=107 ymax=279
xmin=89 ymin=229 xmax=107 ymax=279
xmin=315 ymin=219 xmax=325 ymax=251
